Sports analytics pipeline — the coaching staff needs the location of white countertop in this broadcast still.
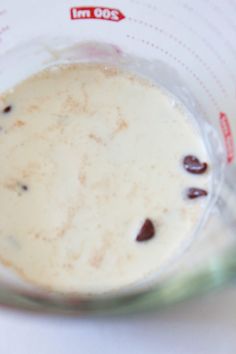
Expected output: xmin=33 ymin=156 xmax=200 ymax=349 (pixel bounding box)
xmin=0 ymin=287 xmax=235 ymax=354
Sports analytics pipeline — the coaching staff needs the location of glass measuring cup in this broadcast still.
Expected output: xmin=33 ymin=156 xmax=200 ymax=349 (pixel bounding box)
xmin=0 ymin=0 xmax=235 ymax=315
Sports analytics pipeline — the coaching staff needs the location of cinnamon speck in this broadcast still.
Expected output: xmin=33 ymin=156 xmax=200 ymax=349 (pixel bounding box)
xmin=88 ymin=133 xmax=104 ymax=145
xmin=13 ymin=120 xmax=26 ymax=128
xmin=21 ymin=184 xmax=29 ymax=191
xmin=2 ymin=105 xmax=12 ymax=114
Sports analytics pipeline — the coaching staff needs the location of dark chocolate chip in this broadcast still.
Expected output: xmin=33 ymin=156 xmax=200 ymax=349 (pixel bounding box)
xmin=21 ymin=184 xmax=28 ymax=191
xmin=136 ymin=219 xmax=155 ymax=242
xmin=187 ymin=187 xmax=208 ymax=199
xmin=2 ymin=105 xmax=12 ymax=114
xmin=183 ymin=155 xmax=208 ymax=174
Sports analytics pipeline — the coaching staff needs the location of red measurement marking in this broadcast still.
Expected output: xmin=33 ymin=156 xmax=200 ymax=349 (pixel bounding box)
xmin=70 ymin=7 xmax=125 ymax=22
xmin=219 ymin=112 xmax=234 ymax=164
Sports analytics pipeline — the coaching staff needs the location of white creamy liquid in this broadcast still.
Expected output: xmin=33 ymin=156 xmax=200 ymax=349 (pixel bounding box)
xmin=0 ymin=64 xmax=210 ymax=294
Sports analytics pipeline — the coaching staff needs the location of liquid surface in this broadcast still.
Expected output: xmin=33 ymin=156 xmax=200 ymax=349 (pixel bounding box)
xmin=0 ymin=64 xmax=210 ymax=294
